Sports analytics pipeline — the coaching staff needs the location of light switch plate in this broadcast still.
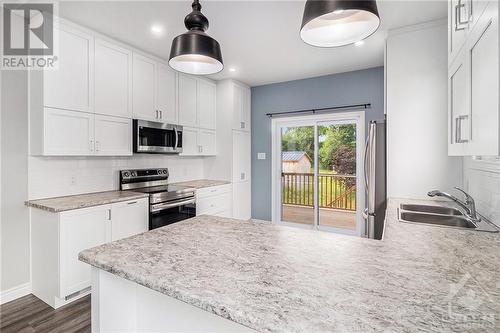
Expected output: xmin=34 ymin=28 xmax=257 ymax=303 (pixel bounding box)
xmin=257 ymin=153 xmax=266 ymax=160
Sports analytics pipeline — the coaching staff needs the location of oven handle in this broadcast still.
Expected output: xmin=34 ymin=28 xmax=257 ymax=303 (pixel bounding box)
xmin=150 ymin=197 xmax=195 ymax=213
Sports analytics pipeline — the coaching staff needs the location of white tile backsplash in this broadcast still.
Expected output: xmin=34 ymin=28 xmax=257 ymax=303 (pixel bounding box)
xmin=464 ymin=157 xmax=500 ymax=226
xmin=28 ymin=155 xmax=206 ymax=199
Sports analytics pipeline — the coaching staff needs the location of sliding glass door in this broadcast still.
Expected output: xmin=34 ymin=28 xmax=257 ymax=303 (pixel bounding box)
xmin=273 ymin=112 xmax=364 ymax=235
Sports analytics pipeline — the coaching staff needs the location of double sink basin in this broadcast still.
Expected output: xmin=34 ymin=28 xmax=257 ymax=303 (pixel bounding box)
xmin=398 ymin=204 xmax=498 ymax=232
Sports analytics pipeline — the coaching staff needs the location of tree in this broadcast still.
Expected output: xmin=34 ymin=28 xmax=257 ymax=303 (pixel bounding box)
xmin=331 ymin=146 xmax=356 ymax=186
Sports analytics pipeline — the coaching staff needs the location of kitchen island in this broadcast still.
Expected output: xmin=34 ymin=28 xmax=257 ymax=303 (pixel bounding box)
xmin=79 ymin=199 xmax=500 ymax=332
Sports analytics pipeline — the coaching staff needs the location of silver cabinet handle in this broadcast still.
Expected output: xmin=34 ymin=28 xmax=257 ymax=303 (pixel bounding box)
xmin=240 ymin=122 xmax=245 ymax=129
xmin=455 ymin=115 xmax=469 ymax=143
xmin=455 ymin=0 xmax=469 ymax=31
xmin=241 ymin=172 xmax=245 ymax=180
xmin=127 ymin=201 xmax=138 ymax=205
xmin=108 ymin=209 xmax=112 ymax=220
xmin=155 ymin=110 xmax=159 ymax=119
xmin=159 ymin=110 xmax=163 ymax=119
xmin=89 ymin=139 xmax=94 ymax=152
xmin=95 ymin=140 xmax=100 ymax=152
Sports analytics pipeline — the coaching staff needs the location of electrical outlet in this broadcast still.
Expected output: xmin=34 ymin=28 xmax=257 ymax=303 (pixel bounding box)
xmin=257 ymin=153 xmax=266 ymax=160
xmin=70 ymin=176 xmax=77 ymax=186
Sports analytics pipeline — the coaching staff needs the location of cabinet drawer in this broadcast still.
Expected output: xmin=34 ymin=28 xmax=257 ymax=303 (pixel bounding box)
xmin=196 ymin=184 xmax=231 ymax=199
xmin=197 ymin=192 xmax=231 ymax=215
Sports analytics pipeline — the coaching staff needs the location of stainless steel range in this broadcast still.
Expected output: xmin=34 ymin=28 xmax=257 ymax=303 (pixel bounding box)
xmin=120 ymin=168 xmax=196 ymax=230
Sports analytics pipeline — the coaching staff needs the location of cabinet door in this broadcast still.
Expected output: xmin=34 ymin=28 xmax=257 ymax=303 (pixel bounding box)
xmin=111 ymin=198 xmax=148 ymax=241
xmin=178 ymin=74 xmax=197 ymax=127
xmin=157 ymin=63 xmax=177 ymax=123
xmin=94 ymin=39 xmax=132 ymax=118
xmin=241 ymin=87 xmax=251 ymax=132
xmin=180 ymin=126 xmax=199 ymax=155
xmin=232 ymin=181 xmax=251 ymax=220
xmin=59 ymin=205 xmax=111 ymax=298
xmin=449 ymin=0 xmax=469 ymax=61
xmin=133 ymin=54 xmax=157 ymax=121
xmin=232 ymin=84 xmax=243 ymax=130
xmin=232 ymin=130 xmax=251 ymax=182
xmin=448 ymin=51 xmax=469 ymax=156
xmin=199 ymin=129 xmax=216 ymax=156
xmin=197 ymin=79 xmax=216 ymax=129
xmin=44 ymin=108 xmax=94 ymax=156
xmin=467 ymin=2 xmax=499 ymax=155
xmin=94 ymin=115 xmax=132 ymax=156
xmin=44 ymin=24 xmax=93 ymax=112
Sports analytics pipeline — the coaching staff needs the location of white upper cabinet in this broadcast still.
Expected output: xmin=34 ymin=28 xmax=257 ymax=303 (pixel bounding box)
xmin=180 ymin=127 xmax=216 ymax=156
xmin=448 ymin=49 xmax=469 ymax=156
xmin=132 ymin=54 xmax=178 ymax=123
xmin=447 ymin=0 xmax=499 ymax=156
xmin=94 ymin=115 xmax=132 ymax=156
xmin=197 ymin=79 xmax=216 ymax=129
xmin=198 ymin=129 xmax=216 ymax=155
xmin=43 ymin=108 xmax=94 ymax=156
xmin=43 ymin=24 xmax=93 ymax=112
xmin=94 ymin=39 xmax=132 ymax=118
xmin=178 ymin=74 xmax=198 ymax=127
xmin=132 ymin=53 xmax=157 ymax=121
xmin=157 ymin=63 xmax=177 ymax=124
xmin=467 ymin=2 xmax=498 ymax=155
xmin=232 ymin=83 xmax=251 ymax=131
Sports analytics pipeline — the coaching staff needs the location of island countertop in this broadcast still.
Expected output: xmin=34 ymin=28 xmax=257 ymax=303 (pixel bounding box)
xmin=79 ymin=199 xmax=500 ymax=332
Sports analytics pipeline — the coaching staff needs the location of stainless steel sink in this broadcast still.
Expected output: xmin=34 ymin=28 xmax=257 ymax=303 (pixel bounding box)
xmin=399 ymin=212 xmax=476 ymax=228
xmin=398 ymin=203 xmax=498 ymax=232
xmin=400 ymin=204 xmax=462 ymax=216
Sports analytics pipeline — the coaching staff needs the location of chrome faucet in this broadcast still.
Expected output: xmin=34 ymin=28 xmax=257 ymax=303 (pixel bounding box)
xmin=427 ymin=187 xmax=480 ymax=222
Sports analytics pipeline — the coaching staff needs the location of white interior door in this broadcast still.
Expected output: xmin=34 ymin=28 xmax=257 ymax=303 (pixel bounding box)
xmin=272 ymin=112 xmax=365 ymax=236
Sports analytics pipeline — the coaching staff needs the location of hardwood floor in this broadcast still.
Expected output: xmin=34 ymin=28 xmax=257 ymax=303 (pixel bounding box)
xmin=0 ymin=294 xmax=90 ymax=333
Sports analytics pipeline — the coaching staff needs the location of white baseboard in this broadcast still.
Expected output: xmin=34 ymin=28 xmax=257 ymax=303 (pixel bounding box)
xmin=0 ymin=282 xmax=32 ymax=304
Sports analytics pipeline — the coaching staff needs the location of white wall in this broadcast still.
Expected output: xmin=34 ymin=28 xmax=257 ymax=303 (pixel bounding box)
xmin=463 ymin=158 xmax=500 ymax=227
xmin=1 ymin=70 xmax=31 ymax=293
xmin=386 ymin=20 xmax=462 ymax=199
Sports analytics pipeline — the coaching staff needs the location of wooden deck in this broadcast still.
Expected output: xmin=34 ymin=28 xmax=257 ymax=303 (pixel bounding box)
xmin=282 ymin=204 xmax=356 ymax=230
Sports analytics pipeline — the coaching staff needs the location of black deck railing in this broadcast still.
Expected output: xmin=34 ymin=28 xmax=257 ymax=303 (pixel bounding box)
xmin=281 ymin=172 xmax=356 ymax=211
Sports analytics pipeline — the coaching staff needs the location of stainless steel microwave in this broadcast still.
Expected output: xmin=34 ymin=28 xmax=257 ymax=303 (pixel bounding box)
xmin=133 ymin=120 xmax=183 ymax=154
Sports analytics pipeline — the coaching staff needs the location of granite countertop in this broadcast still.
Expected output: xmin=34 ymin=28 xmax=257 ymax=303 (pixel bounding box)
xmin=25 ymin=191 xmax=149 ymax=213
xmin=79 ymin=198 xmax=500 ymax=332
xmin=171 ymin=179 xmax=231 ymax=189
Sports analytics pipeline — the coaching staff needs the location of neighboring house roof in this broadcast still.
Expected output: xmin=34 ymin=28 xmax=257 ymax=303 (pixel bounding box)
xmin=282 ymin=151 xmax=311 ymax=163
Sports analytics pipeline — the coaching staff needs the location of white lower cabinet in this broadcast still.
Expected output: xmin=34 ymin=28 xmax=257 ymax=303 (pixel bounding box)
xmin=31 ymin=197 xmax=148 ymax=309
xmin=180 ymin=127 xmax=216 ymax=156
xmin=196 ymin=184 xmax=232 ymax=217
xmin=232 ymin=181 xmax=251 ymax=220
xmin=110 ymin=199 xmax=149 ymax=241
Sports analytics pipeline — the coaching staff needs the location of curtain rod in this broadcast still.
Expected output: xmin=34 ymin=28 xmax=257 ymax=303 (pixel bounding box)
xmin=266 ymin=103 xmax=371 ymax=118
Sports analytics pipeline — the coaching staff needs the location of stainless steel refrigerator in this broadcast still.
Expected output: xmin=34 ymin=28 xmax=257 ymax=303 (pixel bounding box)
xmin=363 ymin=120 xmax=387 ymax=240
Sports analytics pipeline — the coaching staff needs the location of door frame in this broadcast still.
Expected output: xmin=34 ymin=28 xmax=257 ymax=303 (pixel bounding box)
xmin=271 ymin=110 xmax=366 ymax=236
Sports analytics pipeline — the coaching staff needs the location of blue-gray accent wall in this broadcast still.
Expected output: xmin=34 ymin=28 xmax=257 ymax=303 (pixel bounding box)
xmin=250 ymin=67 xmax=385 ymax=220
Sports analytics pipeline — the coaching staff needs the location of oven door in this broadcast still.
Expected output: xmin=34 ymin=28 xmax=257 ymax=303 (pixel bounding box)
xmin=134 ymin=119 xmax=183 ymax=154
xmin=149 ymin=197 xmax=196 ymax=230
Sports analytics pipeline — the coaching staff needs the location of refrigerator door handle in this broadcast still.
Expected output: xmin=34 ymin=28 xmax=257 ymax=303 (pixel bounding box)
xmin=364 ymin=133 xmax=370 ymax=194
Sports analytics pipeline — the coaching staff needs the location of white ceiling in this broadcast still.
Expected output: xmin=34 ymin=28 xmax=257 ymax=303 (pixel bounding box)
xmin=59 ymin=1 xmax=447 ymax=86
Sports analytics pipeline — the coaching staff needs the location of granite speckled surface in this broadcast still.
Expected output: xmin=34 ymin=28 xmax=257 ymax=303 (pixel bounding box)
xmin=25 ymin=191 xmax=148 ymax=212
xmin=79 ymin=198 xmax=500 ymax=332
xmin=171 ymin=179 xmax=231 ymax=189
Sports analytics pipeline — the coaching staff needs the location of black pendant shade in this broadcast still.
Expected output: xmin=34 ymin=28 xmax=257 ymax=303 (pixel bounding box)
xmin=169 ymin=0 xmax=223 ymax=75
xmin=300 ymin=0 xmax=380 ymax=47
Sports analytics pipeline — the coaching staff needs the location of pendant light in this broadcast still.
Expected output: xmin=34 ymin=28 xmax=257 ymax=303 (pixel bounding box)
xmin=300 ymin=0 xmax=380 ymax=47
xmin=169 ymin=0 xmax=223 ymax=75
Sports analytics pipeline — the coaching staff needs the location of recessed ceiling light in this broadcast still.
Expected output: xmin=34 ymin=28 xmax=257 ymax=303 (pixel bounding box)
xmin=354 ymin=40 xmax=365 ymax=47
xmin=150 ymin=24 xmax=164 ymax=36
xmin=228 ymin=67 xmax=236 ymax=72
